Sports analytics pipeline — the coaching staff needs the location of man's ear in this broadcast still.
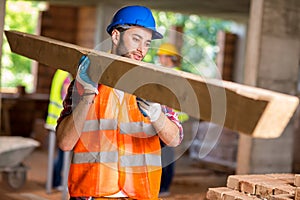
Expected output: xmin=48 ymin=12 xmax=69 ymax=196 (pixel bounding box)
xmin=111 ymin=29 xmax=120 ymax=46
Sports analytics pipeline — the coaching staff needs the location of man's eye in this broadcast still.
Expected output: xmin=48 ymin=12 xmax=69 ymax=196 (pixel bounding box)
xmin=133 ymin=37 xmax=139 ymax=42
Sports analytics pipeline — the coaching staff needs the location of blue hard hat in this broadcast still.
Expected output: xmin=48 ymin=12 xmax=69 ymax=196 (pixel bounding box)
xmin=106 ymin=5 xmax=163 ymax=40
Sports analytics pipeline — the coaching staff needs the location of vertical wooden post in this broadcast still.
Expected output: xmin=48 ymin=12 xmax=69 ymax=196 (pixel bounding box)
xmin=216 ymin=31 xmax=238 ymax=81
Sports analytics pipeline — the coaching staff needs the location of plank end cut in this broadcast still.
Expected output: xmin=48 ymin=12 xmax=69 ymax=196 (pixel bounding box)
xmin=222 ymin=81 xmax=299 ymax=138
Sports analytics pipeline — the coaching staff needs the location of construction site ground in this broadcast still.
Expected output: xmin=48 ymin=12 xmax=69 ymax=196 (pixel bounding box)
xmin=0 ymin=148 xmax=229 ymax=200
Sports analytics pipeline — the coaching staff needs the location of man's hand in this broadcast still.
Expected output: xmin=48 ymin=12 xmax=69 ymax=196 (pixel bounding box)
xmin=136 ymin=97 xmax=162 ymax=122
xmin=76 ymin=55 xmax=99 ymax=94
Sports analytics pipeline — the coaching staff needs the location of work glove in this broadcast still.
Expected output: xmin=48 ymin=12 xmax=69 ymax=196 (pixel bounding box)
xmin=136 ymin=97 xmax=162 ymax=122
xmin=76 ymin=55 xmax=99 ymax=94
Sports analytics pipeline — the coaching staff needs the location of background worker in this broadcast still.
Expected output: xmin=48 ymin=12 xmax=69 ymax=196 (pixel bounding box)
xmin=156 ymin=43 xmax=189 ymax=197
xmin=157 ymin=42 xmax=181 ymax=70
xmin=44 ymin=69 xmax=72 ymax=191
xmin=56 ymin=5 xmax=183 ymax=200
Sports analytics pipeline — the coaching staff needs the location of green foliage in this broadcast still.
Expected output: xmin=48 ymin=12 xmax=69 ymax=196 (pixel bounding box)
xmin=1 ymin=4 xmax=234 ymax=91
xmin=1 ymin=1 xmax=41 ymax=91
xmin=148 ymin=10 xmax=234 ymax=77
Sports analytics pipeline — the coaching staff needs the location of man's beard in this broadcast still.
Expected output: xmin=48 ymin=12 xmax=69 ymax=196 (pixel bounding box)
xmin=116 ymin=34 xmax=131 ymax=58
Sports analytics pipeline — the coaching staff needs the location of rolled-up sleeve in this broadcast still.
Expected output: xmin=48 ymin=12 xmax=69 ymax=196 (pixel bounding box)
xmin=56 ymin=80 xmax=80 ymax=128
xmin=162 ymin=105 xmax=184 ymax=144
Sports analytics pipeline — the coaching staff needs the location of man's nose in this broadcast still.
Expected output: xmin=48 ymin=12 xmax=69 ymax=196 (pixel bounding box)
xmin=137 ymin=42 xmax=143 ymax=51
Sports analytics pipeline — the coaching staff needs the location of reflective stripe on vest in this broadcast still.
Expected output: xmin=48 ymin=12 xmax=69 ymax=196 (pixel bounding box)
xmin=69 ymin=85 xmax=161 ymax=199
xmin=72 ymin=151 xmax=160 ymax=167
xmin=120 ymin=154 xmax=161 ymax=167
xmin=46 ymin=70 xmax=72 ymax=130
xmin=120 ymin=122 xmax=156 ymax=136
xmin=82 ymin=120 xmax=156 ymax=136
xmin=82 ymin=119 xmax=118 ymax=132
xmin=72 ymin=151 xmax=118 ymax=164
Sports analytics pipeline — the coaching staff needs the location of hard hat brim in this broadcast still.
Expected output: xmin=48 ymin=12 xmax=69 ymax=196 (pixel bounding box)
xmin=107 ymin=24 xmax=163 ymax=40
xmin=152 ymin=30 xmax=163 ymax=40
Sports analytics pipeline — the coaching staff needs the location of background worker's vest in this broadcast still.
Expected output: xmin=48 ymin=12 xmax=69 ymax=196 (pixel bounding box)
xmin=45 ymin=70 xmax=72 ymax=130
xmin=68 ymin=85 xmax=162 ymax=200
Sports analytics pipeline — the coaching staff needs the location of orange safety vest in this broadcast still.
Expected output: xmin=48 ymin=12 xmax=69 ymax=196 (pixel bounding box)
xmin=68 ymin=85 xmax=162 ymax=200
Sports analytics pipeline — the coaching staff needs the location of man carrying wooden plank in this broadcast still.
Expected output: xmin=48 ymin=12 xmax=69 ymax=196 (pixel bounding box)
xmin=55 ymin=5 xmax=183 ymax=200
xmin=4 ymin=4 xmax=300 ymax=198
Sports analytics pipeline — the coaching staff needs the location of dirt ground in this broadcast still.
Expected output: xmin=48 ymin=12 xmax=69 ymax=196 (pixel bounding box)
xmin=0 ymin=148 xmax=229 ymax=200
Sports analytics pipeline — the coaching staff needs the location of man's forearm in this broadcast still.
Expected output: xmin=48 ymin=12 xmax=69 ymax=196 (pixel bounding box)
xmin=56 ymin=94 xmax=95 ymax=151
xmin=153 ymin=113 xmax=180 ymax=147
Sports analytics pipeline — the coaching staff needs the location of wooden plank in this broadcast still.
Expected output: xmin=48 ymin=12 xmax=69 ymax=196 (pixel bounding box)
xmin=4 ymin=30 xmax=299 ymax=138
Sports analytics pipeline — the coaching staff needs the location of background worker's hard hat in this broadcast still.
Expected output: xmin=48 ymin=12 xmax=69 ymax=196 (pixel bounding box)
xmin=106 ymin=5 xmax=163 ymax=39
xmin=157 ymin=43 xmax=179 ymax=56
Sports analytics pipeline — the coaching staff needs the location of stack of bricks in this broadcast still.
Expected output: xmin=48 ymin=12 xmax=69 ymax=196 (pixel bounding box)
xmin=206 ymin=174 xmax=300 ymax=200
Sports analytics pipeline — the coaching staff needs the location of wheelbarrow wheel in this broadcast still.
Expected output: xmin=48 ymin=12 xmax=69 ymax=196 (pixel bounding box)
xmin=2 ymin=164 xmax=27 ymax=189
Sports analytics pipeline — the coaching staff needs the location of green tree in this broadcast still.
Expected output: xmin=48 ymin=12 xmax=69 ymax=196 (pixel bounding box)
xmin=1 ymin=1 xmax=41 ymax=92
xmin=145 ymin=11 xmax=233 ymax=77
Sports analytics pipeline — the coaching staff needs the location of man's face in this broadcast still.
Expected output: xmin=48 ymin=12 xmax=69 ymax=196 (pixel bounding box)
xmin=114 ymin=26 xmax=152 ymax=61
xmin=158 ymin=55 xmax=171 ymax=67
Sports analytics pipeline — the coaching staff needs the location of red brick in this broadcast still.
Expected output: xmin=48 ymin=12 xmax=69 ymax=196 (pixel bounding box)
xmin=206 ymin=187 xmax=233 ymax=200
xmin=274 ymin=184 xmax=295 ymax=195
xmin=255 ymin=180 xmax=293 ymax=198
xmin=256 ymin=182 xmax=277 ymax=197
xmin=269 ymin=194 xmax=294 ymax=200
xmin=227 ymin=175 xmax=241 ymax=190
xmin=295 ymin=187 xmax=300 ymax=200
xmin=222 ymin=190 xmax=260 ymax=200
xmin=295 ymin=174 xmax=300 ymax=187
xmin=240 ymin=180 xmax=256 ymax=194
xmin=267 ymin=173 xmax=296 ymax=183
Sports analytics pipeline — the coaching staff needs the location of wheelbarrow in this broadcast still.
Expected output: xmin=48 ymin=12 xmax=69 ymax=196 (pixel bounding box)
xmin=0 ymin=136 xmax=40 ymax=189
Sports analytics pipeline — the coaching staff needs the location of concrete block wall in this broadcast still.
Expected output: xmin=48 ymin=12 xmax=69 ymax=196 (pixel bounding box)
xmin=250 ymin=0 xmax=300 ymax=173
xmin=238 ymin=0 xmax=300 ymax=175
